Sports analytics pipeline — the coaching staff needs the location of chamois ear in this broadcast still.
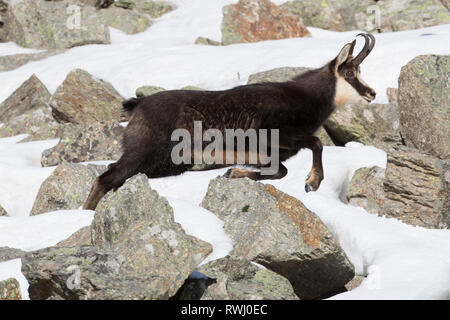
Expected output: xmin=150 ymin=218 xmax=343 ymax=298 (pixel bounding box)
xmin=334 ymin=40 xmax=356 ymax=72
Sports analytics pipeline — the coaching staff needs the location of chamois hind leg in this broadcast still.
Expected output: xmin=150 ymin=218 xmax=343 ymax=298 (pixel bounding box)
xmin=224 ymin=163 xmax=287 ymax=181
xmin=82 ymin=155 xmax=142 ymax=210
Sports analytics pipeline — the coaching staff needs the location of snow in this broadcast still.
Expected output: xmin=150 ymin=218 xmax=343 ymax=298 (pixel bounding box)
xmin=0 ymin=0 xmax=449 ymax=300
xmin=0 ymin=42 xmax=44 ymax=56
xmin=0 ymin=136 xmax=58 ymax=217
xmin=0 ymin=210 xmax=94 ymax=251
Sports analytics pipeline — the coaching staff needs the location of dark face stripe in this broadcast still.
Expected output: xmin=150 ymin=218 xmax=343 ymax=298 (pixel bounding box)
xmin=339 ymin=65 xmax=375 ymax=99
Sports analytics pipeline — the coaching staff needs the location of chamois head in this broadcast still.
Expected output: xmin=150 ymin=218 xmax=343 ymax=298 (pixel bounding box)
xmin=332 ymin=33 xmax=376 ymax=107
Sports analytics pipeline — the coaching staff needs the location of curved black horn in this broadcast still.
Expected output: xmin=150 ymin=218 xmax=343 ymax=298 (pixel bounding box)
xmin=351 ymin=33 xmax=375 ymax=66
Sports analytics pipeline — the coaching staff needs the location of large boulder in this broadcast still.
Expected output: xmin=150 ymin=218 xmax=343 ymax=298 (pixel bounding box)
xmin=383 ymin=146 xmax=449 ymax=229
xmin=0 ymin=247 xmax=26 ymax=263
xmin=0 ymin=75 xmax=51 ymax=123
xmin=97 ymin=0 xmax=175 ymax=34
xmin=0 ymin=278 xmax=21 ymax=300
xmin=346 ymin=166 xmax=386 ymax=215
xmin=57 ymin=226 xmax=92 ymax=247
xmin=0 ymin=50 xmax=65 ymax=72
xmin=40 ymin=121 xmax=124 ymax=167
xmin=201 ymin=177 xmax=354 ymax=299
xmin=441 ymin=0 xmax=450 ymax=10
xmin=0 ymin=0 xmax=8 ymax=42
xmin=324 ymin=102 xmax=402 ymax=150
xmin=22 ymin=246 xmax=154 ymax=300
xmin=246 ymin=66 xmax=310 ymax=84
xmin=30 ymin=163 xmax=107 ymax=215
xmin=0 ymin=75 xmax=59 ymax=142
xmin=221 ymin=0 xmax=310 ymax=46
xmin=114 ymin=0 xmax=175 ymax=18
xmin=92 ymin=174 xmax=213 ymax=294
xmin=23 ymin=175 xmax=212 ymax=300
xmin=177 ymin=256 xmax=299 ymax=300
xmin=281 ymin=0 xmax=450 ymax=33
xmin=50 ymin=69 xmax=126 ymax=125
xmin=315 ymin=127 xmax=335 ymax=147
xmin=0 ymin=107 xmax=60 ymax=142
xmin=386 ymin=88 xmax=398 ymax=105
xmin=398 ymin=55 xmax=450 ymax=159
xmin=98 ymin=6 xmax=153 ymax=35
xmin=4 ymin=0 xmax=110 ymax=49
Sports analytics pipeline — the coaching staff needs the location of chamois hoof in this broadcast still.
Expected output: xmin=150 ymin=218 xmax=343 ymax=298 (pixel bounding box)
xmin=305 ymin=183 xmax=312 ymax=193
xmin=304 ymin=170 xmax=323 ymax=193
xmin=223 ymin=168 xmax=233 ymax=178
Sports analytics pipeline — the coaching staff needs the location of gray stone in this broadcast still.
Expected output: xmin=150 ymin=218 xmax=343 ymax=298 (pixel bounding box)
xmin=195 ymin=37 xmax=221 ymax=46
xmin=0 ymin=1 xmax=8 ymax=42
xmin=136 ymin=85 xmax=165 ymax=97
xmin=0 ymin=50 xmax=65 ymax=72
xmin=31 ymin=163 xmax=107 ymax=215
xmin=0 ymin=278 xmax=21 ymax=300
xmin=136 ymin=85 xmax=203 ymax=98
xmin=114 ymin=0 xmax=175 ymax=18
xmin=177 ymin=255 xmax=299 ymax=300
xmin=315 ymin=127 xmax=335 ymax=147
xmin=345 ymin=275 xmax=365 ymax=291
xmin=440 ymin=0 xmax=450 ymax=10
xmin=136 ymin=1 xmax=175 ymax=18
xmin=386 ymin=88 xmax=398 ymax=105
xmin=50 ymin=69 xmax=126 ymax=125
xmin=92 ymin=174 xmax=213 ymax=293
xmin=201 ymin=177 xmax=354 ymax=299
xmin=0 ymin=204 xmax=7 ymax=216
xmin=398 ymin=55 xmax=450 ymax=159
xmin=23 ymin=175 xmax=212 ymax=300
xmin=324 ymin=103 xmax=402 ymax=151
xmin=0 ymin=75 xmax=51 ymax=123
xmin=0 ymin=74 xmax=59 ymax=142
xmin=0 ymin=106 xmax=60 ymax=143
xmin=57 ymin=226 xmax=92 ymax=247
xmin=22 ymin=245 xmax=169 ymax=300
xmin=98 ymin=6 xmax=153 ymax=35
xmin=247 ymin=66 xmax=310 ymax=84
xmin=282 ymin=0 xmax=450 ymax=33
xmin=383 ymin=145 xmax=449 ymax=229
xmin=113 ymin=0 xmax=136 ymax=10
xmin=346 ymin=166 xmax=385 ymax=215
xmin=4 ymin=0 xmax=110 ymax=49
xmin=180 ymin=86 xmax=203 ymax=91
xmin=40 ymin=121 xmax=124 ymax=167
xmin=221 ymin=0 xmax=310 ymax=46
xmin=0 ymin=247 xmax=26 ymax=263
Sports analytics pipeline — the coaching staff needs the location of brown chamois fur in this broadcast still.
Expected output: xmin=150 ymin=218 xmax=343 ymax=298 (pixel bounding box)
xmin=83 ymin=33 xmax=377 ymax=210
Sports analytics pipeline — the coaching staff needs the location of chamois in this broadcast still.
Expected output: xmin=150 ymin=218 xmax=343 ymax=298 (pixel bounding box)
xmin=83 ymin=33 xmax=376 ymax=210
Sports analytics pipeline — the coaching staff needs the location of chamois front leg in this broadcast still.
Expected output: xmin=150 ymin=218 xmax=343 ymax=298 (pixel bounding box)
xmin=298 ymin=136 xmax=324 ymax=192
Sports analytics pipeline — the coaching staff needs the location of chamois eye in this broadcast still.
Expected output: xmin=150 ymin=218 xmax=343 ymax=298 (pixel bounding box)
xmin=345 ymin=70 xmax=354 ymax=78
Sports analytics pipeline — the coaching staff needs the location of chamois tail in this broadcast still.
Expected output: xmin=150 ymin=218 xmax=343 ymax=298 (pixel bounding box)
xmin=122 ymin=97 xmax=143 ymax=112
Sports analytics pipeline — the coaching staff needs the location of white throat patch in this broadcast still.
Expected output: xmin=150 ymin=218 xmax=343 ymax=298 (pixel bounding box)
xmin=333 ymin=76 xmax=364 ymax=108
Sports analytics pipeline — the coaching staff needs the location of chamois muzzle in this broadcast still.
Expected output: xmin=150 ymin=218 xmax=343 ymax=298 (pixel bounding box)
xmin=351 ymin=33 xmax=375 ymax=66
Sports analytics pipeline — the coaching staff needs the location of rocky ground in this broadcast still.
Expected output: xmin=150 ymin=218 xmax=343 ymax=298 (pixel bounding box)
xmin=0 ymin=0 xmax=449 ymax=300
